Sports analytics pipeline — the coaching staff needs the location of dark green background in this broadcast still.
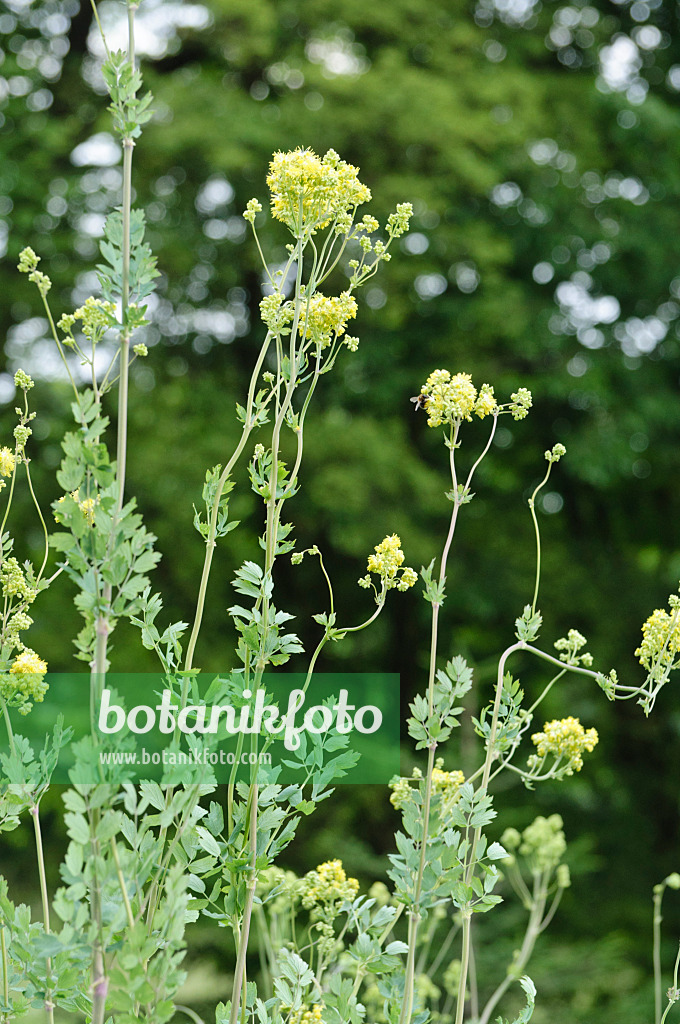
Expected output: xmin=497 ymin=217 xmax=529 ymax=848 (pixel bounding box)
xmin=2 ymin=0 xmax=680 ymax=1019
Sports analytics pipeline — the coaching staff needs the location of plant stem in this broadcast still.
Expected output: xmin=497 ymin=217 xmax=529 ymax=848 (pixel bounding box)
xmin=90 ymin=10 xmax=137 ymax=1022
xmin=477 ymin=871 xmax=547 ymax=1024
xmin=1 ymin=925 xmax=8 ymax=1016
xmin=176 ymin=1006 xmax=206 ymax=1024
xmin=23 ymin=459 xmax=49 ymax=583
xmin=228 ymin=785 xmax=259 ymax=1024
xmin=399 ymin=418 xmax=497 ymax=1024
xmin=182 ymin=330 xmax=272 ymax=676
xmin=0 ymin=699 xmax=16 ymax=760
xmin=654 ymin=883 xmax=665 ymax=1024
xmin=528 ymin=462 xmax=553 ymax=616
xmin=30 ymin=805 xmax=55 ymax=1024
xmin=659 ymin=942 xmax=680 ymax=1024
xmin=111 ymin=838 xmax=135 ymax=930
xmin=454 ymin=640 xmax=525 ymax=1024
xmin=39 ymin=292 xmax=79 ymax=401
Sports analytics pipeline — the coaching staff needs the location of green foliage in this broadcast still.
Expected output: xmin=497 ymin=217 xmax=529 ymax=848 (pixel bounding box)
xmin=0 ymin=1 xmax=679 ymax=1023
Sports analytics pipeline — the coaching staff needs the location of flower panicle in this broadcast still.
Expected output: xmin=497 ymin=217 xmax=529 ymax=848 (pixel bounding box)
xmin=415 ymin=369 xmax=532 ymax=429
xmin=265 ymin=147 xmax=371 ymax=236
xmin=528 ymin=716 xmax=598 ymax=775
xmin=358 ymin=534 xmax=417 ymax=595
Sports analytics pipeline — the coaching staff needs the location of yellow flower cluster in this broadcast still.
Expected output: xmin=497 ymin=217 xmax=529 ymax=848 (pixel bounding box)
xmin=58 ymin=297 xmax=116 ymax=342
xmin=636 ymin=597 xmax=680 ymax=672
xmin=259 ymin=289 xmax=358 ymax=349
xmin=390 ymin=761 xmax=465 ymax=812
xmin=0 ymin=448 xmax=16 ymax=478
xmin=299 ymin=291 xmax=358 ymax=348
xmin=10 ymin=650 xmax=47 ymax=676
xmin=1 ymin=649 xmax=49 ymax=714
xmin=416 ymin=370 xmax=533 ymax=429
xmin=266 ymin=147 xmax=371 ymax=235
xmin=289 ymin=1005 xmax=325 ymax=1024
xmin=432 ymin=765 xmax=466 ymax=798
xmin=418 ymin=370 xmax=481 ymax=427
xmin=529 ymin=717 xmax=598 ymax=774
xmin=358 ymin=534 xmax=418 ymax=593
xmin=300 ymin=859 xmax=359 ymax=910
xmin=54 ymin=489 xmax=100 ymax=526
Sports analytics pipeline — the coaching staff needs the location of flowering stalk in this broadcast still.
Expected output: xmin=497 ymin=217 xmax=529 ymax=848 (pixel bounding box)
xmin=399 ymin=375 xmax=504 ymax=1024
xmin=30 ymin=804 xmax=54 ymax=1024
xmin=88 ymin=5 xmax=139 ymax=1021
xmin=660 ymin=942 xmax=680 ymax=1024
xmin=654 ymin=874 xmax=680 ymax=1024
xmin=528 ymin=444 xmax=566 ymax=616
xmin=0 ymin=926 xmax=7 ymax=1021
xmin=477 ymin=870 xmax=547 ymax=1024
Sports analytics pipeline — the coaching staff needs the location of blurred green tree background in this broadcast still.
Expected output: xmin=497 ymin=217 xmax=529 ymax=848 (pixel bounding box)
xmin=2 ymin=0 xmax=680 ymax=1019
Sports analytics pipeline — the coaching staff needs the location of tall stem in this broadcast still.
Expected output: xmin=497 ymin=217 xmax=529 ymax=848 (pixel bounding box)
xmin=182 ymin=331 xmax=272 ymax=676
xmin=228 ymin=785 xmax=259 ymax=1024
xmin=528 ymin=461 xmax=552 ymax=616
xmin=399 ymin=431 xmax=461 ymax=1024
xmin=30 ymin=805 xmax=55 ymax=1024
xmin=454 ymin=641 xmax=524 ymax=1024
xmin=0 ymin=699 xmax=16 ymax=760
xmin=90 ymin=11 xmax=137 ymax=1023
xmin=398 ymin=416 xmax=499 ymax=1024
xmin=659 ymin=943 xmax=680 ymax=1024
xmin=654 ymin=883 xmax=665 ymax=1024
xmin=1 ymin=926 xmax=8 ymax=1019
xmin=477 ymin=872 xmax=547 ymax=1024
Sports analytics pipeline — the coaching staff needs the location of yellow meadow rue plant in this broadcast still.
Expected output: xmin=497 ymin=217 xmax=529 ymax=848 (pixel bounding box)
xmin=0 ymin=7 xmax=677 ymax=1024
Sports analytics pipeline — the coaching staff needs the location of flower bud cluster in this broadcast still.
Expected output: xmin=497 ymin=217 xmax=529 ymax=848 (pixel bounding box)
xmin=636 ymin=593 xmax=680 ymax=672
xmin=58 ymin=297 xmax=116 ymax=343
xmin=243 ymin=198 xmax=262 ymax=224
xmin=17 ymin=247 xmax=51 ymax=295
xmin=509 ymin=388 xmax=532 ymax=420
xmin=554 ymin=628 xmax=593 ymax=668
xmin=387 ymin=202 xmax=414 ymax=238
xmin=545 ymin=443 xmax=566 ymax=463
xmin=13 ymin=427 xmax=31 ymax=452
xmin=390 ymin=761 xmax=465 ymax=814
xmin=1 ymin=558 xmax=37 ymax=604
xmin=289 ymin=1005 xmax=325 ymax=1024
xmin=14 ymin=369 xmax=34 ymax=391
xmin=502 ymin=814 xmax=568 ymax=874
